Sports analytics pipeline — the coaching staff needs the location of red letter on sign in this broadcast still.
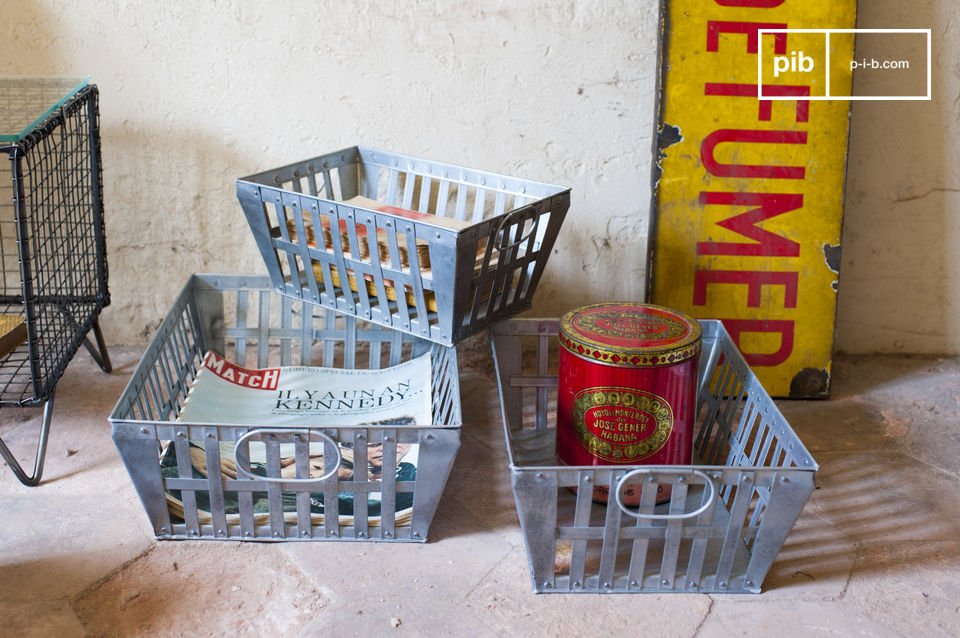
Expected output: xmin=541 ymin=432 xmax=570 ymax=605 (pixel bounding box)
xmin=693 ymin=269 xmax=799 ymax=307
xmin=706 ymin=21 xmax=787 ymax=54
xmin=703 ymin=82 xmax=810 ymax=122
xmin=723 ymin=319 xmax=795 ymax=366
xmin=701 ymin=129 xmax=808 ymax=179
xmin=696 ymin=191 xmax=803 ymax=257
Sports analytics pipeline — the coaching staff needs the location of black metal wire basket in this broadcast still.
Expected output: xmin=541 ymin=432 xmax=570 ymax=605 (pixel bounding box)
xmin=0 ymin=77 xmax=111 ymax=485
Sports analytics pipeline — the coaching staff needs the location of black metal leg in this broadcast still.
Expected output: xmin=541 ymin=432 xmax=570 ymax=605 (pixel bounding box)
xmin=82 ymin=317 xmax=112 ymax=373
xmin=0 ymin=393 xmax=55 ymax=487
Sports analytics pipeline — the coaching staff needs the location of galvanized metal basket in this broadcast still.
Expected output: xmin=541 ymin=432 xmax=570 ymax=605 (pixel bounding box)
xmin=237 ymin=146 xmax=570 ymax=346
xmin=110 ymin=274 xmax=461 ymax=542
xmin=490 ymin=318 xmax=817 ymax=593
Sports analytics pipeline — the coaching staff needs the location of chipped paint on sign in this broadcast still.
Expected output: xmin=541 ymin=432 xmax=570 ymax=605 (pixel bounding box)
xmin=647 ymin=0 xmax=856 ymax=398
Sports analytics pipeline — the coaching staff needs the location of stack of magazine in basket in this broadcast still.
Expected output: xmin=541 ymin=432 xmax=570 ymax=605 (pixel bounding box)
xmin=110 ymin=146 xmax=571 ymax=544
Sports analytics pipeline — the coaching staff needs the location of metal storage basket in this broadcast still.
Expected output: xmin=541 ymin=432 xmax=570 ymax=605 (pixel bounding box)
xmin=237 ymin=146 xmax=570 ymax=346
xmin=110 ymin=274 xmax=461 ymax=542
xmin=0 ymin=77 xmax=111 ymax=486
xmin=490 ymin=318 xmax=817 ymax=593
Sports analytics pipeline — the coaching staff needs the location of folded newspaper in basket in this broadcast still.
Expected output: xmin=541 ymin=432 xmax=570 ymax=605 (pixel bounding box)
xmin=164 ymin=350 xmax=432 ymax=526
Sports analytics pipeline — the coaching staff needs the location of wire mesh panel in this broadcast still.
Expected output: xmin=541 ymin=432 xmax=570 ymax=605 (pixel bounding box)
xmin=110 ymin=274 xmax=462 ymax=542
xmin=237 ymin=146 xmax=570 ymax=346
xmin=0 ymin=77 xmax=110 ymax=486
xmin=490 ymin=319 xmax=817 ymax=593
xmin=0 ymin=79 xmax=109 ymax=405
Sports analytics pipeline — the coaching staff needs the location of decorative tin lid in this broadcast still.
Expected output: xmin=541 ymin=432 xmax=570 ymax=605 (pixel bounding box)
xmin=559 ymin=302 xmax=702 ymax=367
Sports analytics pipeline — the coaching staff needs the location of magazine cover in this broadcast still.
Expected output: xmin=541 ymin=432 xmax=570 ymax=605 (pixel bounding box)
xmin=178 ymin=350 xmax=432 ymax=427
xmin=163 ymin=350 xmax=433 ymax=526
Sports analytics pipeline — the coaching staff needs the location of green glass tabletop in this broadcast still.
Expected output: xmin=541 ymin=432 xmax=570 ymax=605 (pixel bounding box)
xmin=0 ymin=76 xmax=89 ymax=143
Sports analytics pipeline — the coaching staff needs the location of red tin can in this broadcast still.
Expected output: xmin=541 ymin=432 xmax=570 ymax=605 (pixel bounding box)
xmin=556 ymin=302 xmax=702 ymax=504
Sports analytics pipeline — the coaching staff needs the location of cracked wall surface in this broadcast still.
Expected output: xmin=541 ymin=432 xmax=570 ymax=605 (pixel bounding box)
xmin=0 ymin=0 xmax=955 ymax=353
xmin=837 ymin=0 xmax=960 ymax=353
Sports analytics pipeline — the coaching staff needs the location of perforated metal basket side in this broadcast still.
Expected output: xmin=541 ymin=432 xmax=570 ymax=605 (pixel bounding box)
xmin=490 ymin=318 xmax=817 ymax=593
xmin=110 ymin=274 xmax=462 ymax=542
xmin=237 ymin=146 xmax=569 ymax=345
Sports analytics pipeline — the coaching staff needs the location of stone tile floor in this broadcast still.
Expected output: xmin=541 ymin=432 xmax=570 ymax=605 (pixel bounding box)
xmin=1 ymin=339 xmax=958 ymax=637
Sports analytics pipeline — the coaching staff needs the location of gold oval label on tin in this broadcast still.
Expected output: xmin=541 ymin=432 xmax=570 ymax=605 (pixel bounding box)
xmin=572 ymin=387 xmax=674 ymax=462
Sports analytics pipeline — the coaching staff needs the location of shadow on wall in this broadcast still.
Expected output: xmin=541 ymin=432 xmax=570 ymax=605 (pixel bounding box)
xmin=1 ymin=3 xmax=264 ymax=344
xmin=98 ymin=120 xmax=265 ymax=344
xmin=837 ymin=0 xmax=953 ymax=354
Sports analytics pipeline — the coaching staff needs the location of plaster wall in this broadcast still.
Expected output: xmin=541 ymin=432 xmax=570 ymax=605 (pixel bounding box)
xmin=0 ymin=0 xmax=956 ymax=354
xmin=837 ymin=1 xmax=960 ymax=353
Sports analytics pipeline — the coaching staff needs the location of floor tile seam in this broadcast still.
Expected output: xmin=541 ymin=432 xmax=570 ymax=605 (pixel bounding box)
xmin=67 ymin=542 xmax=160 ymax=634
xmin=811 ymin=446 xmax=960 ymax=479
xmin=898 ymin=448 xmax=960 ymax=483
xmin=769 ymin=505 xmax=861 ymax=603
xmin=691 ymin=595 xmax=715 ymax=637
xmin=0 ymin=593 xmax=88 ymax=634
xmin=835 ymin=540 xmax=862 ymax=601
xmin=275 ymin=543 xmax=349 ymax=604
xmin=828 ymin=571 xmax=915 ymax=638
xmin=798 ymin=501 xmax=960 ymax=564
xmin=459 ymin=546 xmax=519 ymax=603
xmin=219 ymin=545 xmax=334 ymax=629
xmin=69 ymin=543 xmax=158 ymax=601
xmin=848 ymin=538 xmax=960 ymax=551
xmin=460 ymin=427 xmax=503 ymax=453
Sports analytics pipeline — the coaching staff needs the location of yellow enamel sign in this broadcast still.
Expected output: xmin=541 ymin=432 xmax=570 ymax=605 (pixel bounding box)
xmin=647 ymin=0 xmax=857 ymax=397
